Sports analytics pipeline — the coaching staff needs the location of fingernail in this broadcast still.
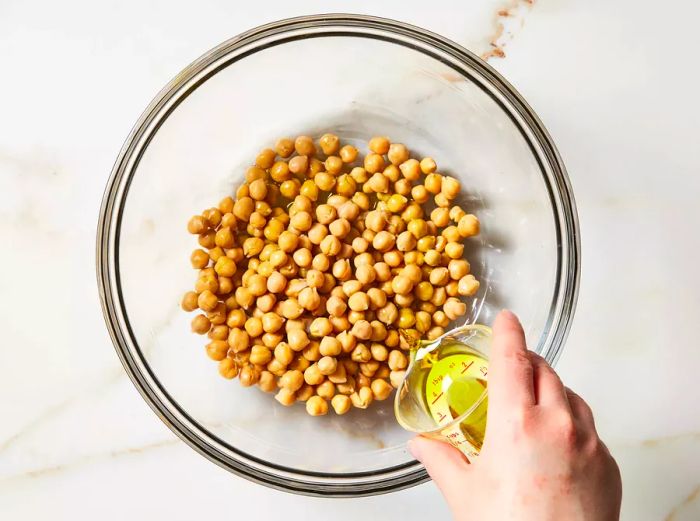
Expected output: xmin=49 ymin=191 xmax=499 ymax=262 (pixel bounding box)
xmin=407 ymin=438 xmax=424 ymax=463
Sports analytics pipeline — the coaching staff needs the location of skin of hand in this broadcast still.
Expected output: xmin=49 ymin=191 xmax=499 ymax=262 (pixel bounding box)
xmin=408 ymin=310 xmax=622 ymax=521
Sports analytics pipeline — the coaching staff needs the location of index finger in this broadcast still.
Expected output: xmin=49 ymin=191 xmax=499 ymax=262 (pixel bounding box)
xmin=487 ymin=310 xmax=536 ymax=412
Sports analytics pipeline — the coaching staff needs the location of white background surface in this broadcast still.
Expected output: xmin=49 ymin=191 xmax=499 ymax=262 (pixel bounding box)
xmin=1 ymin=1 xmax=699 ymax=519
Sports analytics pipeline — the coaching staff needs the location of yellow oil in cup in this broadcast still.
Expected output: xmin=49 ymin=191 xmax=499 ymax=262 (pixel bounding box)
xmin=394 ymin=324 xmax=491 ymax=460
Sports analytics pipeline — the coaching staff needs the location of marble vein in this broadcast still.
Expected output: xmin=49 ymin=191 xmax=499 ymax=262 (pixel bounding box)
xmin=665 ymin=485 xmax=700 ymax=521
xmin=481 ymin=0 xmax=536 ymax=60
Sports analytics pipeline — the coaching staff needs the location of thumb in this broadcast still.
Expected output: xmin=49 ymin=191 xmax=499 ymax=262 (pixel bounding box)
xmin=409 ymin=436 xmax=472 ymax=501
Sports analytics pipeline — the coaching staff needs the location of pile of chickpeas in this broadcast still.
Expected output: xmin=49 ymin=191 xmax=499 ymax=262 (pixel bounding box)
xmin=182 ymin=134 xmax=480 ymax=416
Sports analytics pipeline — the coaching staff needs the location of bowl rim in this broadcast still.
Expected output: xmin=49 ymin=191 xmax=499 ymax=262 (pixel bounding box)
xmin=96 ymin=13 xmax=580 ymax=497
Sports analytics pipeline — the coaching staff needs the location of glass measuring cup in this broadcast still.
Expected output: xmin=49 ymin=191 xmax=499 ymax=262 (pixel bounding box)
xmin=394 ymin=324 xmax=492 ymax=459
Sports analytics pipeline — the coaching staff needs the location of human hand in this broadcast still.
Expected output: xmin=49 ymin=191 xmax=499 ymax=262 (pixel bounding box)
xmin=408 ymin=310 xmax=622 ymax=521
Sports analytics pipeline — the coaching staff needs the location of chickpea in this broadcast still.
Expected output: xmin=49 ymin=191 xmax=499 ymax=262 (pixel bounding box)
xmin=239 ymin=365 xmax=260 ymax=386
xmin=278 ymin=178 xmax=300 ymax=199
xmin=351 ymin=343 xmax=372 ymax=363
xmin=371 ymin=379 xmax=393 ymax=401
xmin=443 ymin=297 xmax=467 ymax=320
xmin=273 ymin=343 xmax=294 ymax=366
xmin=422 ymin=249 xmax=440 ymax=267
xmin=385 ymin=330 xmax=399 ymax=348
xmin=315 ymin=204 xmax=336 ymax=225
xmin=368 ymin=136 xmax=390 ymax=154
xmin=264 ymin=219 xmax=284 ymax=242
xmin=278 ymin=231 xmax=299 ymax=252
xmin=299 ymin=178 xmax=318 ymax=200
xmin=307 ymin=223 xmax=328 ymax=245
xmin=390 ymin=275 xmax=412 ymax=296
xmin=260 ymin=312 xmax=283 ymax=334
xmin=394 ymin=178 xmax=412 ymax=197
xmin=411 ymin=184 xmax=429 ymax=204
xmin=319 ymin=133 xmax=340 ymax=155
xmin=289 ymin=355 xmax=310 ymax=373
xmin=350 ymin=166 xmax=369 ymax=184
xmin=320 ymin=235 xmax=341 ymax=256
xmin=430 ymin=207 xmax=450 ymax=227
xmin=350 ymin=237 xmax=368 ymax=254
xmin=298 ymin=287 xmax=321 ymax=311
xmin=370 ymin=263 xmax=388 ymax=283
xmin=335 ymin=200 xmax=359 ymax=221
xmin=371 ymin=230 xmax=395 ymax=252
xmin=190 ymin=248 xmax=210 ymax=269
xmin=388 ymin=350 xmax=408 ymax=371
xmin=360 ymin=361 xmax=380 ymax=377
xmin=369 ymin=343 xmax=388 ymax=362
xmin=330 ymin=259 xmax=350 ymax=281
xmin=314 ymin=171 xmax=336 ymax=192
xmin=351 ymin=320 xmax=372 ymax=340
xmin=205 ymin=340 xmax=228 ymax=361
xmin=393 ymin=230 xmax=415 ymax=252
xmin=337 ymin=331 xmax=357 ymax=353
xmin=427 ymin=326 xmax=445 ymax=340
xmin=417 ymin=156 xmax=435 ymax=174
xmin=387 ymin=143 xmax=409 ymax=165
xmin=396 ymin=308 xmax=415 ymax=329
xmin=458 ymin=274 xmax=480 ymax=296
xmin=307 ymin=317 xmax=331 ymax=338
xmin=428 ymin=266 xmax=449 ymax=286
xmin=350 ymin=387 xmax=374 ymax=409
xmin=399 ymin=158 xmax=420 ymax=181
xmin=341 ymin=280 xmax=362 ymax=298
xmin=336 ymin=144 xmax=357 ymax=163
xmin=445 ymin=241 xmax=464 ymax=259
xmin=181 ymin=291 xmax=199 ymax=312
xmin=280 ymin=298 xmax=304 ymax=320
xmin=369 ymin=321 xmax=387 ymax=342
xmin=276 ymin=369 xmax=302 ymax=392
xmin=318 ymin=356 xmax=338 ymax=376
xmin=383 ymin=250 xmax=403 ymax=267
xmin=304 ymin=364 xmax=324 ymax=386
xmin=407 ymin=219 xmax=428 ymax=239
xmin=402 ymin=264 xmax=422 ymax=284
xmin=198 ymin=230 xmax=216 ymax=249
xmin=441 ymin=176 xmax=460 ymax=199
xmin=294 ymin=135 xmax=315 ymax=156
xmin=449 ymin=205 xmax=466 ymax=222
xmin=306 ymin=395 xmax=328 ymax=416
xmin=324 ymin=155 xmax=343 ymax=176
xmin=187 ymin=215 xmax=209 ymax=235
xmin=285 ymin=327 xmax=309 ymax=352
xmin=247 ymin=178 xmax=267 ymax=201
xmin=390 ymin=370 xmax=406 ymax=389
xmin=327 ymin=218 xmax=349 ymax=239
xmin=415 ymin=310 xmax=432 ymax=333
xmin=275 ymin=388 xmax=296 ymax=406
xmin=250 ymin=344 xmax=273 ymax=365
xmin=218 ymin=358 xmax=239 ymax=379
xmin=433 ymin=310 xmax=450 ymax=327
xmin=289 ymin=211 xmax=311 ymax=232
xmin=394 ymin=294 xmax=414 ymax=310
xmin=376 ymin=301 xmax=398 ymax=325
xmin=448 ymin=259 xmax=470 ymax=280
xmin=411 ymin=281 xmax=432 ymax=302
xmin=191 ymin=314 xmax=211 ymax=334
xmin=196 ymin=290 xmax=217 ymax=312
xmin=458 ymin=214 xmax=480 ymax=237
xmin=383 ymin=164 xmax=401 ymax=182
xmin=348 ymin=291 xmax=370 ymax=312
xmin=331 ymin=394 xmax=351 ymax=415
xmin=367 ymin=171 xmax=390 ymax=193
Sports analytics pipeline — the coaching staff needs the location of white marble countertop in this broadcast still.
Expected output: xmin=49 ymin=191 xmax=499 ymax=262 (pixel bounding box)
xmin=1 ymin=1 xmax=699 ymax=519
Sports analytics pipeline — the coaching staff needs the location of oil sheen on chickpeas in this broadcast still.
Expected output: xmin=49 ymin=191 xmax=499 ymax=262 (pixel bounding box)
xmin=183 ymin=134 xmax=481 ymax=416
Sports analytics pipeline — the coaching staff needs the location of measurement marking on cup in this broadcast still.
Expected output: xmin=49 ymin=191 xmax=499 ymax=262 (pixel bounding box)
xmin=431 ymin=392 xmax=444 ymax=405
xmin=461 ymin=361 xmax=474 ymax=374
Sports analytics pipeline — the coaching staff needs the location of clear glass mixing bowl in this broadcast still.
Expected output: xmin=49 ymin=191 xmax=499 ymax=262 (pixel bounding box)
xmin=96 ymin=14 xmax=579 ymax=497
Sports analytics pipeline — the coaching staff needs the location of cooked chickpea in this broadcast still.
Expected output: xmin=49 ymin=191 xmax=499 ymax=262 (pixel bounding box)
xmin=371 ymin=379 xmax=393 ymax=401
xmin=441 ymin=176 xmax=460 ymax=199
xmin=399 ymin=158 xmax=420 ymax=181
xmin=250 ymin=345 xmax=273 ymax=365
xmin=218 ymin=358 xmax=239 ymax=379
xmin=325 ymin=155 xmax=343 ymax=175
xmin=458 ymin=274 xmax=480 ymax=296
xmin=351 ymin=320 xmax=372 ymax=340
xmin=294 ymin=135 xmax=316 ymax=156
xmin=350 ymin=387 xmax=373 ymax=409
xmin=306 ymin=395 xmax=328 ymax=416
xmin=458 ymin=214 xmax=480 ymax=237
xmin=319 ymin=133 xmax=340 ymax=155
xmin=419 ymin=157 xmax=437 ymax=174
xmin=411 ymin=184 xmax=429 ymax=204
xmin=279 ymin=369 xmax=304 ymax=392
xmin=329 ymin=218 xmax=351 ymax=238
xmin=388 ymin=350 xmax=408 ymax=371
xmin=299 ymin=178 xmax=318 ymax=200
xmin=196 ymin=290 xmax=218 ymax=312
xmin=182 ymin=291 xmax=199 ymax=312
xmin=448 ymin=259 xmax=470 ymax=280
xmin=320 ymin=235 xmax=341 ymax=256
xmin=368 ymin=136 xmax=390 ymax=154
xmin=407 ymin=219 xmax=428 ymax=239
xmin=318 ymin=356 xmax=338 ymax=376
xmin=304 ymin=364 xmax=324 ymax=386
xmin=191 ymin=314 xmax=211 ymax=334
xmin=445 ymin=241 xmax=464 ymax=259
xmin=348 ymin=291 xmax=370 ymax=312
xmin=275 ymin=388 xmax=296 ymax=406
xmin=331 ymin=394 xmax=351 ymax=415
xmin=390 ymin=275 xmax=412 ymax=296
xmin=383 ymin=164 xmax=401 ymax=182
xmin=274 ymin=343 xmax=294 ymax=366
xmin=331 ymin=143 xmax=356 ymax=163
xmin=377 ymin=302 xmax=398 ymax=325
xmin=369 ymin=230 xmax=393 ymax=252
xmin=430 ymin=207 xmax=450 ymax=227
xmin=315 ymin=204 xmax=336 ymax=224
xmin=278 ymin=231 xmax=299 ymax=252
xmin=298 ymin=286 xmax=321 ymax=311
xmin=261 ymin=312 xmax=284 ymax=334
xmin=443 ymin=297 xmax=468 ymax=320
xmin=314 ymin=171 xmax=336 ymax=191
xmin=387 ymin=143 xmax=409 ymax=165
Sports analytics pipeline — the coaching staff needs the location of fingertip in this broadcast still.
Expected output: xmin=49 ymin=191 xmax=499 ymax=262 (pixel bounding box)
xmin=494 ymin=309 xmax=523 ymax=333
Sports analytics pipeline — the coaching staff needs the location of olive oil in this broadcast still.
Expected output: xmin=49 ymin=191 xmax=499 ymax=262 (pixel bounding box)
xmin=395 ymin=325 xmax=490 ymax=459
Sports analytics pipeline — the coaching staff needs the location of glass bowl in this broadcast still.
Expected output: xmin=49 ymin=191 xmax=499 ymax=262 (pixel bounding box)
xmin=96 ymin=14 xmax=579 ymax=497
